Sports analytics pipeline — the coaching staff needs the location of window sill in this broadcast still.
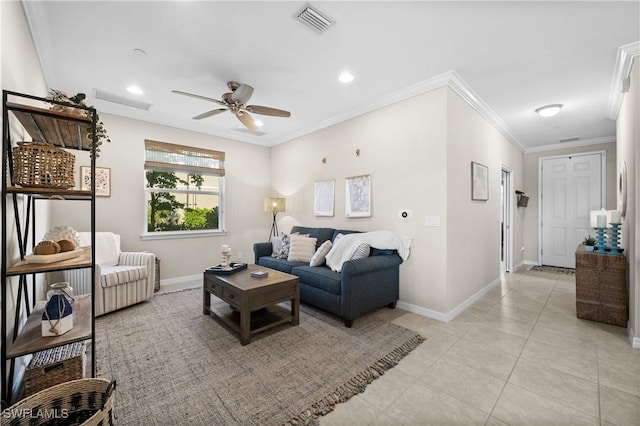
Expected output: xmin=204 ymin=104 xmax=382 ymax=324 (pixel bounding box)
xmin=140 ymin=230 xmax=226 ymax=241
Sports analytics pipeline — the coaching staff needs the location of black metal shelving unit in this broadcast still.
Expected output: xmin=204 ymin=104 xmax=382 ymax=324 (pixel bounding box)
xmin=2 ymin=90 xmax=97 ymax=404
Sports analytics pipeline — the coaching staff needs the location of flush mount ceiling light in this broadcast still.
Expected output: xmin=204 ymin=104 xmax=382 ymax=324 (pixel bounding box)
xmin=339 ymin=71 xmax=354 ymax=83
xmin=535 ymin=104 xmax=563 ymax=117
xmin=126 ymin=85 xmax=143 ymax=95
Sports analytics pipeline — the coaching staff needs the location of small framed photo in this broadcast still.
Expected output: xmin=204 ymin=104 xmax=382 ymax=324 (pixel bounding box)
xmin=471 ymin=161 xmax=488 ymax=201
xmin=314 ymin=179 xmax=335 ymax=217
xmin=345 ymin=174 xmax=371 ymax=218
xmin=80 ymin=166 xmax=111 ymax=197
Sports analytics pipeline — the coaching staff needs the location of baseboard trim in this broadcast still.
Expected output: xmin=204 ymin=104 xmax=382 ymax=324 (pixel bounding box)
xmin=159 ymin=274 xmax=201 ymax=292
xmin=398 ymin=276 xmax=501 ymax=323
xmin=628 ymin=327 xmax=640 ymax=349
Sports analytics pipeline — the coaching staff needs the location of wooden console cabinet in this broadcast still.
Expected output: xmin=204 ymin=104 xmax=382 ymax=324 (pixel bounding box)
xmin=575 ymin=245 xmax=628 ymax=327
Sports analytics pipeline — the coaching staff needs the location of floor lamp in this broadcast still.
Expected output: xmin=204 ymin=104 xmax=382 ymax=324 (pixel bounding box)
xmin=265 ymin=197 xmax=286 ymax=240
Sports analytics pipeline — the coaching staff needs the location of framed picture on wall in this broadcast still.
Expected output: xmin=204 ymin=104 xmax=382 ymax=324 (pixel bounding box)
xmin=80 ymin=166 xmax=111 ymax=197
xmin=314 ymin=179 xmax=335 ymax=216
xmin=471 ymin=162 xmax=488 ymax=201
xmin=345 ymin=174 xmax=371 ymax=218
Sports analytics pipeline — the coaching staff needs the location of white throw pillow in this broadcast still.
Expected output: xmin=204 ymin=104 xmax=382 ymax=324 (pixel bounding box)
xmin=287 ymin=235 xmax=318 ymax=262
xmin=309 ymin=240 xmax=333 ymax=267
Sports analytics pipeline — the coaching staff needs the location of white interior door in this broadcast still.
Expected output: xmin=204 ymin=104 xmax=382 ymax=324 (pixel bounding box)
xmin=541 ymin=153 xmax=604 ymax=268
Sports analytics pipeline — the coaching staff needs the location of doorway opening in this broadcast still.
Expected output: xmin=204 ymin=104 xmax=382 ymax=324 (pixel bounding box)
xmin=501 ymin=167 xmax=513 ymax=273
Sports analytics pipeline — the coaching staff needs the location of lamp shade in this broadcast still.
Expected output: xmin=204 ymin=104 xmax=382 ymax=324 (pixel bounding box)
xmin=264 ymin=197 xmax=286 ymax=212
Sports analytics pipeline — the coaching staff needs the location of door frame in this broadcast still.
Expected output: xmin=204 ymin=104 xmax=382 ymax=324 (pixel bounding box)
xmin=537 ymin=150 xmax=606 ymax=266
xmin=501 ymin=166 xmax=513 ymax=272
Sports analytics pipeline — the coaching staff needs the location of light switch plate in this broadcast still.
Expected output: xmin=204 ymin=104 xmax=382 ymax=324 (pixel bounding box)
xmin=425 ymin=216 xmax=441 ymax=227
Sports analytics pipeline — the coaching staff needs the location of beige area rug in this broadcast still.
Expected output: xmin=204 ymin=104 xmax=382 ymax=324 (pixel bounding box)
xmin=95 ymin=288 xmax=424 ymax=425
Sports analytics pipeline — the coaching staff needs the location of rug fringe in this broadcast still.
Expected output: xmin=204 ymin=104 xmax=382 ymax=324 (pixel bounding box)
xmin=285 ymin=334 xmax=426 ymax=426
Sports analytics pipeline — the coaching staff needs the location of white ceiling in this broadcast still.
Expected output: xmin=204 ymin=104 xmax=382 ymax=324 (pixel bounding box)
xmin=22 ymin=1 xmax=640 ymax=151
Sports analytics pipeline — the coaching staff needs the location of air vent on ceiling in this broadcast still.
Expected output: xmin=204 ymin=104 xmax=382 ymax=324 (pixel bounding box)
xmin=93 ymin=89 xmax=151 ymax=110
xmin=295 ymin=4 xmax=333 ymax=33
xmin=559 ymin=137 xmax=580 ymax=143
xmin=232 ymin=127 xmax=266 ymax=136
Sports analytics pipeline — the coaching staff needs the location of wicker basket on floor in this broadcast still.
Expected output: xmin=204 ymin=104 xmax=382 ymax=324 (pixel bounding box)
xmin=12 ymin=142 xmax=75 ymax=189
xmin=4 ymin=378 xmax=115 ymax=426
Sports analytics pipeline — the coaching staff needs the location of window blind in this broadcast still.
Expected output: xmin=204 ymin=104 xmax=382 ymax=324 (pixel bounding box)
xmin=144 ymin=139 xmax=225 ymax=176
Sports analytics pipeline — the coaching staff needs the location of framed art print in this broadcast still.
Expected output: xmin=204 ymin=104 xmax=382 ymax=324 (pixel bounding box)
xmin=471 ymin=162 xmax=488 ymax=201
xmin=81 ymin=166 xmax=111 ymax=197
xmin=314 ymin=179 xmax=335 ymax=216
xmin=345 ymin=174 xmax=371 ymax=218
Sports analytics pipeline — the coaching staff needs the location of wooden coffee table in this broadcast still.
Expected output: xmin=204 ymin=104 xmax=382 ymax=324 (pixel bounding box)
xmin=203 ymin=264 xmax=299 ymax=345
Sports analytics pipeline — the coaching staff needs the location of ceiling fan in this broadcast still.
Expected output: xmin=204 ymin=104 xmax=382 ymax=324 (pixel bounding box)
xmin=172 ymin=81 xmax=291 ymax=131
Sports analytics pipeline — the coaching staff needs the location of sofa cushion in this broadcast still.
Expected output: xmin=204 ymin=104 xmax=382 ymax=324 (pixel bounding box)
xmin=350 ymin=243 xmax=370 ymax=260
xmin=291 ymin=265 xmax=341 ymax=295
xmin=257 ymin=256 xmax=308 ymax=274
xmin=332 ymin=229 xmax=360 ymax=242
xmin=291 ymin=226 xmax=335 ymax=248
xmin=288 ymin=235 xmax=317 ymax=262
xmin=270 ymin=234 xmax=284 ymax=257
xmin=310 ymin=240 xmax=333 ymax=267
xmin=101 ymin=265 xmax=148 ymax=288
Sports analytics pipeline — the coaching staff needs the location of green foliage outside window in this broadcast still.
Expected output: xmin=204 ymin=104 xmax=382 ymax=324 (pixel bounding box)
xmin=146 ymin=171 xmax=219 ymax=232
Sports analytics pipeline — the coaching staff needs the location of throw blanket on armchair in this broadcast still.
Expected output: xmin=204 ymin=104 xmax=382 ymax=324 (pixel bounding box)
xmin=326 ymin=231 xmax=412 ymax=272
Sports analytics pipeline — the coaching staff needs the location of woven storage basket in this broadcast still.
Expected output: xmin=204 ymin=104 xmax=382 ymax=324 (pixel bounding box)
xmin=12 ymin=142 xmax=75 ymax=189
xmin=4 ymin=378 xmax=115 ymax=426
xmin=25 ymin=342 xmax=85 ymax=396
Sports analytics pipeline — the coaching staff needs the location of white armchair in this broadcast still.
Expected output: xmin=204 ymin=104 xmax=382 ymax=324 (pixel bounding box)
xmin=63 ymin=232 xmax=156 ymax=316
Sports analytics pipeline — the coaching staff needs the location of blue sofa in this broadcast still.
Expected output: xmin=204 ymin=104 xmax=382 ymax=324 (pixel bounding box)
xmin=253 ymin=226 xmax=403 ymax=327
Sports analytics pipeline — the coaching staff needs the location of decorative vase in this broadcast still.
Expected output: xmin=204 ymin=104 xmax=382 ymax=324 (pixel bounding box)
xmin=46 ymin=282 xmax=75 ymax=303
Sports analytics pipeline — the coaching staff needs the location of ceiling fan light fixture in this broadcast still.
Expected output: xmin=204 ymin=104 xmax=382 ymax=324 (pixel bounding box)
xmin=535 ymin=104 xmax=563 ymax=117
xmin=254 ymin=120 xmax=264 ymax=128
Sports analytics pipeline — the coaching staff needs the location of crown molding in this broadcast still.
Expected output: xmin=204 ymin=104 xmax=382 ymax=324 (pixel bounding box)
xmin=276 ymin=70 xmax=526 ymax=152
xmin=524 ymin=135 xmax=616 ymax=154
xmin=607 ymin=41 xmax=640 ymax=120
xmin=447 ymin=72 xmax=526 ymax=152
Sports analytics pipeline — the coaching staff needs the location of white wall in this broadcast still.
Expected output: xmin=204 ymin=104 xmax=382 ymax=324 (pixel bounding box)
xmin=446 ymin=89 xmax=524 ymax=312
xmin=1 ymin=0 xmax=51 ymax=399
xmin=616 ymin=57 xmax=639 ymax=346
xmin=271 ymin=86 xmax=525 ymax=318
xmin=50 ymin=114 xmax=272 ymax=281
xmin=522 ymin=142 xmax=617 ymax=264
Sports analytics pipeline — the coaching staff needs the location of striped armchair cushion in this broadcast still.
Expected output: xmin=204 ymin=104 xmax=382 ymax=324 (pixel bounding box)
xmin=101 ymin=266 xmax=148 ymax=288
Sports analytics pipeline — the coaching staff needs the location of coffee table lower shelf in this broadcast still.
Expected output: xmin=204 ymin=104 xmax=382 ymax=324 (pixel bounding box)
xmin=206 ymin=303 xmax=296 ymax=341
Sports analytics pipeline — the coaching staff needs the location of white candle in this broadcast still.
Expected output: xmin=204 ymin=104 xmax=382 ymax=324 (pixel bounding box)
xmin=610 ymin=210 xmax=622 ymax=224
xmin=597 ymin=215 xmax=606 ymax=228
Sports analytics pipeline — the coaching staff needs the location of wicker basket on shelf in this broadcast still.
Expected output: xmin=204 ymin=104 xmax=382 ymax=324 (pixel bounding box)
xmin=12 ymin=142 xmax=75 ymax=189
xmin=4 ymin=378 xmax=115 ymax=426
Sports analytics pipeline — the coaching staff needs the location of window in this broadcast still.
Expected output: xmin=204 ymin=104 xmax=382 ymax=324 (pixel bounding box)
xmin=144 ymin=139 xmax=224 ymax=238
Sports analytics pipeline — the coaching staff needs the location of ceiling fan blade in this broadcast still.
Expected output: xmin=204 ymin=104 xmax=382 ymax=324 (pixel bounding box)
xmin=236 ymin=111 xmax=258 ymax=131
xmin=172 ymin=90 xmax=226 ymax=106
xmin=231 ymin=84 xmax=254 ymax=104
xmin=192 ymin=108 xmax=228 ymax=120
xmin=246 ymin=105 xmax=291 ymax=117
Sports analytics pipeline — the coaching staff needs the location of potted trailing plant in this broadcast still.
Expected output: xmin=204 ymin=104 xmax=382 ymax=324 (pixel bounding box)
xmin=583 ymin=235 xmax=596 ymax=252
xmin=46 ymin=89 xmax=111 ymax=158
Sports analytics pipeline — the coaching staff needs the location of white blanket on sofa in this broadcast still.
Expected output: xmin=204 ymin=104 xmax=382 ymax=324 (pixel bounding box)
xmin=325 ymin=231 xmax=412 ymax=272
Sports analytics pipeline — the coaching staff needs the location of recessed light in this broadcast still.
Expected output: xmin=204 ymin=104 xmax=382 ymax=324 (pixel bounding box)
xmin=133 ymin=48 xmax=147 ymax=56
xmin=339 ymin=71 xmax=354 ymax=83
xmin=535 ymin=104 xmax=563 ymax=117
xmin=127 ymin=85 xmax=143 ymax=95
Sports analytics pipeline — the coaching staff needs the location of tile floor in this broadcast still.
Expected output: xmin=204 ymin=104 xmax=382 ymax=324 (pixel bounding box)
xmin=320 ymin=267 xmax=640 ymax=426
